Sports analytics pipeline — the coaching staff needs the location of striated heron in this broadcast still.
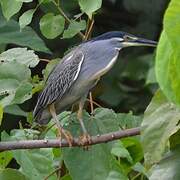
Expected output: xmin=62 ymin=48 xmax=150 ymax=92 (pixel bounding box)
xmin=33 ymin=31 xmax=157 ymax=146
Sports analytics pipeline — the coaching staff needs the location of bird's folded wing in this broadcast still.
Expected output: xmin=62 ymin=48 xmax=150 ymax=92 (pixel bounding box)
xmin=33 ymin=50 xmax=84 ymax=119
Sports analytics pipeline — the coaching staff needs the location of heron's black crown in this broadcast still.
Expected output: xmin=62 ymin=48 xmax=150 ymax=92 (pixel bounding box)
xmin=90 ymin=31 xmax=133 ymax=42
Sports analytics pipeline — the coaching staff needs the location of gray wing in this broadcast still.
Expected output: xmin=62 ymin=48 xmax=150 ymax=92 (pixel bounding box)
xmin=33 ymin=50 xmax=84 ymax=120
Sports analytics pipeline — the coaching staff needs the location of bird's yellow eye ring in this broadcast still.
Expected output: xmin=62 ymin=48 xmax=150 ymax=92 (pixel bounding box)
xmin=123 ymin=35 xmax=133 ymax=41
xmin=123 ymin=35 xmax=137 ymax=42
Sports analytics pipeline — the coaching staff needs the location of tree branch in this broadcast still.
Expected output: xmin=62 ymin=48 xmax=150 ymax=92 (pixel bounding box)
xmin=0 ymin=127 xmax=140 ymax=151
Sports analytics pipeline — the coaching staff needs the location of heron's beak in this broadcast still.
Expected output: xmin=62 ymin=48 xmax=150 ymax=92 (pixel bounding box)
xmin=134 ymin=38 xmax=157 ymax=47
xmin=122 ymin=38 xmax=157 ymax=47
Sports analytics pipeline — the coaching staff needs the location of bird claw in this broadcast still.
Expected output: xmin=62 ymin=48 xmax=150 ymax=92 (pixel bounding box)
xmin=57 ymin=128 xmax=73 ymax=147
xmin=79 ymin=133 xmax=91 ymax=150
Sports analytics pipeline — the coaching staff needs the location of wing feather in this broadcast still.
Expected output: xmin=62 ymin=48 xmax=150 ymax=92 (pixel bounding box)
xmin=33 ymin=50 xmax=84 ymax=120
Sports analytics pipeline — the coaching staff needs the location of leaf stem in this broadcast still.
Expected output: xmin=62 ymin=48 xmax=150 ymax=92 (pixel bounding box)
xmin=44 ymin=167 xmax=61 ymax=180
xmin=52 ymin=1 xmax=85 ymax=39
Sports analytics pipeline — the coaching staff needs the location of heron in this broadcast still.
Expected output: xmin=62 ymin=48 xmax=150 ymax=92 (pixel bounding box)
xmin=33 ymin=31 xmax=157 ymax=146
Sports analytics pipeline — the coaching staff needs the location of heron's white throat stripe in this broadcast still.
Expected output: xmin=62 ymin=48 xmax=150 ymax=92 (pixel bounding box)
xmin=73 ymin=52 xmax=84 ymax=81
xmin=93 ymin=52 xmax=119 ymax=78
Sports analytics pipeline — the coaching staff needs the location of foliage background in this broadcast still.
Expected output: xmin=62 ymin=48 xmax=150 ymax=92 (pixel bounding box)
xmin=0 ymin=0 xmax=180 ymax=180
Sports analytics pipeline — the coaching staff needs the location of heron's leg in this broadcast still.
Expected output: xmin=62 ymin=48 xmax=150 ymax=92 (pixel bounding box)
xmin=49 ymin=103 xmax=73 ymax=147
xmin=77 ymin=96 xmax=91 ymax=144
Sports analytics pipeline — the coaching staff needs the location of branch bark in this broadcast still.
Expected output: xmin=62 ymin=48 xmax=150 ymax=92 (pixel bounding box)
xmin=0 ymin=127 xmax=140 ymax=151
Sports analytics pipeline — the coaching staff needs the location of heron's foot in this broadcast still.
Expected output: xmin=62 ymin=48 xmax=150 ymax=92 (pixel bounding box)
xmin=57 ymin=127 xmax=73 ymax=147
xmin=79 ymin=133 xmax=91 ymax=147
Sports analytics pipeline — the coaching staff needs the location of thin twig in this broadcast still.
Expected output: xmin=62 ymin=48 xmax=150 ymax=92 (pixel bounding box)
xmin=39 ymin=58 xmax=51 ymax=63
xmin=0 ymin=127 xmax=140 ymax=151
xmin=44 ymin=167 xmax=61 ymax=180
xmin=85 ymin=19 xmax=94 ymax=40
xmin=52 ymin=1 xmax=85 ymax=39
xmin=86 ymin=98 xmax=102 ymax=108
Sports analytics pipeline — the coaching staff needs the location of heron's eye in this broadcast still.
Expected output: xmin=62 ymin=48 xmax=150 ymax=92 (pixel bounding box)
xmin=123 ymin=35 xmax=133 ymax=41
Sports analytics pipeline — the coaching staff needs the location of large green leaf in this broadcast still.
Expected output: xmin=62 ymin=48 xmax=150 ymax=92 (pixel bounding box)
xmin=62 ymin=108 xmax=126 ymax=180
xmin=0 ymin=168 xmax=27 ymax=180
xmin=111 ymin=141 xmax=133 ymax=164
xmin=155 ymin=0 xmax=180 ymax=105
xmin=0 ymin=13 xmax=50 ymax=53
xmin=40 ymin=13 xmax=65 ymax=39
xmin=12 ymin=82 xmax=32 ymax=104
xmin=141 ymin=90 xmax=180 ymax=166
xmin=106 ymin=171 xmax=128 ymax=180
xmin=0 ymin=48 xmax=39 ymax=67
xmin=149 ymin=146 xmax=180 ymax=180
xmin=4 ymin=104 xmax=27 ymax=117
xmin=0 ymin=62 xmax=31 ymax=82
xmin=78 ymin=0 xmax=102 ymax=19
xmin=0 ymin=62 xmax=32 ymax=107
xmin=13 ymin=149 xmax=56 ymax=180
xmin=164 ymin=0 xmax=180 ymax=49
xmin=0 ymin=0 xmax=22 ymax=20
xmin=155 ymin=31 xmax=180 ymax=105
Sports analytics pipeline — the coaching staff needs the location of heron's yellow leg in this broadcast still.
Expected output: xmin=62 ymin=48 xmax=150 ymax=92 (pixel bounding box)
xmin=49 ymin=103 xmax=73 ymax=147
xmin=77 ymin=98 xmax=91 ymax=145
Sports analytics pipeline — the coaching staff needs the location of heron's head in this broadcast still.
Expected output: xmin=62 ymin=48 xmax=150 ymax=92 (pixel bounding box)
xmin=91 ymin=31 xmax=157 ymax=49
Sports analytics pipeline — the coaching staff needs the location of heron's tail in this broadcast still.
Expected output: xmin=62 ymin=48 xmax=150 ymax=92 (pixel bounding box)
xmin=33 ymin=106 xmax=51 ymax=125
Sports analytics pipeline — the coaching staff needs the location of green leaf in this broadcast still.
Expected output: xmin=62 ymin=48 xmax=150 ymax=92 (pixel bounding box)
xmin=0 ymin=0 xmax=22 ymax=20
xmin=0 ymin=62 xmax=31 ymax=82
xmin=0 ymin=79 xmax=20 ymax=107
xmin=132 ymin=162 xmax=148 ymax=177
xmin=164 ymin=0 xmax=180 ymax=50
xmin=106 ymin=171 xmax=128 ymax=180
xmin=0 ymin=151 xmax=13 ymax=169
xmin=12 ymin=149 xmax=57 ymax=180
xmin=62 ymin=108 xmax=121 ymax=180
xmin=116 ymin=112 xmax=142 ymax=129
xmin=0 ymin=104 xmax=3 ymax=125
xmin=38 ymin=0 xmax=53 ymax=3
xmin=63 ymin=20 xmax=86 ymax=39
xmin=7 ymin=129 xmax=40 ymax=141
xmin=19 ymin=9 xmax=35 ymax=30
xmin=149 ymin=146 xmax=180 ymax=180
xmin=5 ymin=129 xmax=56 ymax=180
xmin=0 ymin=168 xmax=27 ymax=180
xmin=4 ymin=104 xmax=27 ymax=117
xmin=155 ymin=31 xmax=180 ymax=105
xmin=40 ymin=13 xmax=65 ymax=39
xmin=121 ymin=138 xmax=143 ymax=164
xmin=0 ymin=62 xmax=32 ymax=107
xmin=111 ymin=141 xmax=133 ymax=164
xmin=141 ymin=90 xmax=180 ymax=167
xmin=146 ymin=67 xmax=157 ymax=84
xmin=78 ymin=0 xmax=102 ymax=19
xmin=16 ymin=0 xmax=33 ymax=2
xmin=12 ymin=82 xmax=32 ymax=104
xmin=155 ymin=0 xmax=180 ymax=105
xmin=0 ymin=13 xmax=50 ymax=53
xmin=0 ymin=48 xmax=39 ymax=67
xmin=61 ymin=174 xmax=72 ymax=180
